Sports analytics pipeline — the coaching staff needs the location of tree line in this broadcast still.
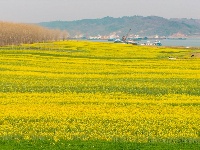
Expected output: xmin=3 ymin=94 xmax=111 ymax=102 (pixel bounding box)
xmin=0 ymin=21 xmax=68 ymax=46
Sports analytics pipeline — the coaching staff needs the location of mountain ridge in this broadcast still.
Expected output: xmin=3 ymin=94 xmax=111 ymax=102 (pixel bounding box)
xmin=38 ymin=16 xmax=200 ymax=38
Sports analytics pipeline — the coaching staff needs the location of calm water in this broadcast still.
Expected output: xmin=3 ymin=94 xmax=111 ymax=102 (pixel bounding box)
xmin=139 ymin=38 xmax=200 ymax=47
xmin=160 ymin=38 xmax=200 ymax=47
xmin=89 ymin=38 xmax=200 ymax=47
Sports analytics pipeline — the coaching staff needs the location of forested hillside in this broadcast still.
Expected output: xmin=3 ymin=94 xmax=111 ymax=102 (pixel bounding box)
xmin=39 ymin=16 xmax=200 ymax=37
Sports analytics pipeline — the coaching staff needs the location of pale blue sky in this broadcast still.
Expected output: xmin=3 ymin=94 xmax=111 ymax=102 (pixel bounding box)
xmin=0 ymin=0 xmax=199 ymax=23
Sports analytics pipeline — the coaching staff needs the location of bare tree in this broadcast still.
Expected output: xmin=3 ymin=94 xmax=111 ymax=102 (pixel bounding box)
xmin=0 ymin=21 xmax=68 ymax=46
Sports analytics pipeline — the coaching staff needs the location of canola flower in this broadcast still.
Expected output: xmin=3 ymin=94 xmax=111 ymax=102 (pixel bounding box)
xmin=0 ymin=41 xmax=200 ymax=143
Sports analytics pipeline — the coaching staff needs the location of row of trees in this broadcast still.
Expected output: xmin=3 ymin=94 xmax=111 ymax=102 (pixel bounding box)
xmin=0 ymin=21 xmax=68 ymax=46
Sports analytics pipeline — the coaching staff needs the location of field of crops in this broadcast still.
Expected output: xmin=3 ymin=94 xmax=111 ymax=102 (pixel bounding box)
xmin=0 ymin=41 xmax=200 ymax=149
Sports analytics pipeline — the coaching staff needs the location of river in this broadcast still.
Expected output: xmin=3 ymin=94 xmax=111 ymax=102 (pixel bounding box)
xmin=90 ymin=38 xmax=200 ymax=47
xmin=154 ymin=38 xmax=200 ymax=47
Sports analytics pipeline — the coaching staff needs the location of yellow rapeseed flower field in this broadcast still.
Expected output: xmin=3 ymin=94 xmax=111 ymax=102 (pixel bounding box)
xmin=0 ymin=41 xmax=200 ymax=144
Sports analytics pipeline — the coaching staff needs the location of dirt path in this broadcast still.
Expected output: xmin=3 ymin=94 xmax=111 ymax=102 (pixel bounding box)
xmin=190 ymin=52 xmax=200 ymax=58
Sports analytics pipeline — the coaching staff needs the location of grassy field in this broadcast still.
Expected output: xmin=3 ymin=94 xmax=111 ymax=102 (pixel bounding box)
xmin=0 ymin=41 xmax=200 ymax=149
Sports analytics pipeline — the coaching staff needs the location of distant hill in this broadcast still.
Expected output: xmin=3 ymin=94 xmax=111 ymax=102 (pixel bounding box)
xmin=38 ymin=16 xmax=200 ymax=38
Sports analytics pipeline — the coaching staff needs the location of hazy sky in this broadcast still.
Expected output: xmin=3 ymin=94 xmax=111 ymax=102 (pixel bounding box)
xmin=0 ymin=0 xmax=199 ymax=23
